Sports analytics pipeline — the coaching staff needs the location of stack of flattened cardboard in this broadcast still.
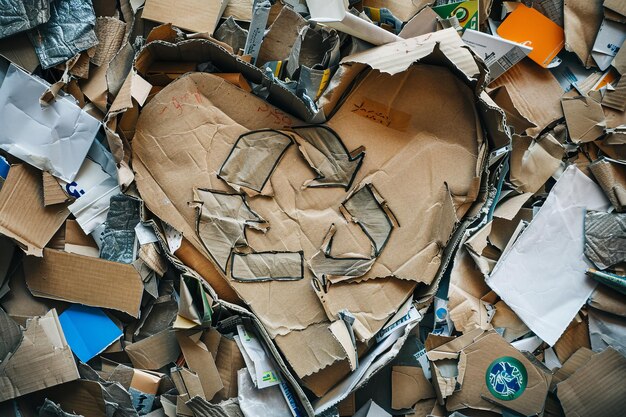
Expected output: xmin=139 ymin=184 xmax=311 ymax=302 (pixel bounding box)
xmin=1 ymin=1 xmax=626 ymax=416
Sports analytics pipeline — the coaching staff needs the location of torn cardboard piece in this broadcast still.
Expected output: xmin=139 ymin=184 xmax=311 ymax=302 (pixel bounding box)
xmin=132 ymin=29 xmax=489 ymax=381
xmin=589 ymin=157 xmax=626 ymax=212
xmin=561 ymin=93 xmax=606 ymax=143
xmin=584 ymin=211 xmax=626 ymax=270
xmin=0 ymin=164 xmax=69 ymax=256
xmin=24 ymin=249 xmax=144 ymax=317
xmin=509 ymin=133 xmax=564 ymax=194
xmin=489 ymin=59 xmax=564 ymax=138
xmin=391 ymin=365 xmax=435 ymax=410
xmin=487 ymin=166 xmax=610 ymax=346
xmin=556 ymin=347 xmax=626 ymax=416
xmin=43 ymin=171 xmax=71 ymax=206
xmin=126 ymin=329 xmax=181 ymax=370
xmin=0 ymin=309 xmax=80 ymax=402
xmin=142 ymin=0 xmax=228 ymax=35
xmin=427 ymin=330 xmax=550 ymax=416
xmin=177 ymin=330 xmax=224 ymax=401
xmin=563 ymin=0 xmax=604 ymax=68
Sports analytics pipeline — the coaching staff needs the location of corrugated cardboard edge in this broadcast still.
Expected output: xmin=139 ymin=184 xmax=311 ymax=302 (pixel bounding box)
xmin=42 ymin=171 xmax=70 ymax=206
xmin=24 ymin=249 xmax=144 ymax=317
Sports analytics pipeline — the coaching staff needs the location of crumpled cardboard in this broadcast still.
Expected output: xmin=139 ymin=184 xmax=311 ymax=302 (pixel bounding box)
xmin=132 ymin=29 xmax=491 ymax=384
xmin=9 ymin=2 xmax=626 ymax=416
xmin=427 ymin=330 xmax=550 ymax=416
xmin=0 ymin=309 xmax=80 ymax=402
xmin=556 ymin=347 xmax=626 ymax=416
xmin=489 ymin=58 xmax=564 ymax=138
xmin=563 ymin=0 xmax=604 ymax=68
xmin=561 ymin=93 xmax=606 ymax=143
xmin=589 ymin=157 xmax=626 ymax=212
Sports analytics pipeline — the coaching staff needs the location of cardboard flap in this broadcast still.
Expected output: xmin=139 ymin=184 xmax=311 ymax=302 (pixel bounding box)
xmin=564 ymin=0 xmax=604 ymax=68
xmin=0 ymin=164 xmax=70 ymax=257
xmin=143 ymin=0 xmax=228 ymax=35
xmin=391 ymin=365 xmax=435 ymax=410
xmin=442 ymin=331 xmax=550 ymax=415
xmin=274 ymin=322 xmax=348 ymax=379
xmin=126 ymin=329 xmax=181 ymax=370
xmin=176 ymin=331 xmax=224 ymax=401
xmin=42 ymin=171 xmax=71 ymax=207
xmin=328 ymin=320 xmax=357 ymax=371
xmin=510 ymin=133 xmax=564 ymax=194
xmin=557 ymin=348 xmax=626 ymax=416
xmin=0 ymin=309 xmax=80 ymax=402
xmin=340 ymin=28 xmax=481 ymax=80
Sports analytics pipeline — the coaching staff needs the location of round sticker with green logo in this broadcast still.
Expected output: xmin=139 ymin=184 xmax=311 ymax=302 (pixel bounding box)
xmin=485 ymin=356 xmax=528 ymax=401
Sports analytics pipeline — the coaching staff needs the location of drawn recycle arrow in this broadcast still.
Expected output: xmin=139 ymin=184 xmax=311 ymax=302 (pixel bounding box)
xmin=195 ymin=128 xmax=392 ymax=284
xmin=292 ymin=125 xmax=364 ymax=190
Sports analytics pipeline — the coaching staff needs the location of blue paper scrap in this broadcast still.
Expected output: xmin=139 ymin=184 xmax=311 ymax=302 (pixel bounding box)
xmin=59 ymin=304 xmax=122 ymax=363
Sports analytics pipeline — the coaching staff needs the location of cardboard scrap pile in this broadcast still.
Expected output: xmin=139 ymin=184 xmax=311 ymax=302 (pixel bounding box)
xmin=2 ymin=0 xmax=626 ymax=416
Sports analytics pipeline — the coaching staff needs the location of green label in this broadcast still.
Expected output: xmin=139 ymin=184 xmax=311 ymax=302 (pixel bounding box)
xmin=485 ymin=356 xmax=528 ymax=401
xmin=261 ymin=371 xmax=279 ymax=383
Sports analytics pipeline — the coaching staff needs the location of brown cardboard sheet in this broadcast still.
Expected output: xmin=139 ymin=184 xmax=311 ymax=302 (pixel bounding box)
xmin=142 ymin=0 xmax=227 ymax=35
xmin=132 ymin=29 xmax=489 ymax=381
xmin=556 ymin=347 xmax=626 ymax=416
xmin=126 ymin=329 xmax=181 ymax=370
xmin=176 ymin=330 xmax=224 ymax=401
xmin=391 ymin=365 xmax=435 ymax=410
xmin=42 ymin=171 xmax=70 ymax=206
xmin=0 ymin=165 xmax=69 ymax=256
xmin=24 ymin=249 xmax=144 ymax=317
xmin=561 ymin=94 xmax=606 ymax=143
xmin=563 ymin=0 xmax=604 ymax=67
xmin=428 ymin=330 xmax=550 ymax=416
xmin=489 ymin=59 xmax=564 ymax=137
xmin=0 ymin=309 xmax=80 ymax=402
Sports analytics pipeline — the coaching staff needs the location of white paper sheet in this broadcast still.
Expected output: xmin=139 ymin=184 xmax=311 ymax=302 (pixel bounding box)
xmin=0 ymin=64 xmax=100 ymax=182
xmin=487 ymin=166 xmax=609 ymax=346
xmin=591 ymin=19 xmax=626 ymax=71
xmin=462 ymin=29 xmax=532 ymax=80
xmin=306 ymin=0 xmax=400 ymax=46
xmin=68 ymin=176 xmax=121 ymax=235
